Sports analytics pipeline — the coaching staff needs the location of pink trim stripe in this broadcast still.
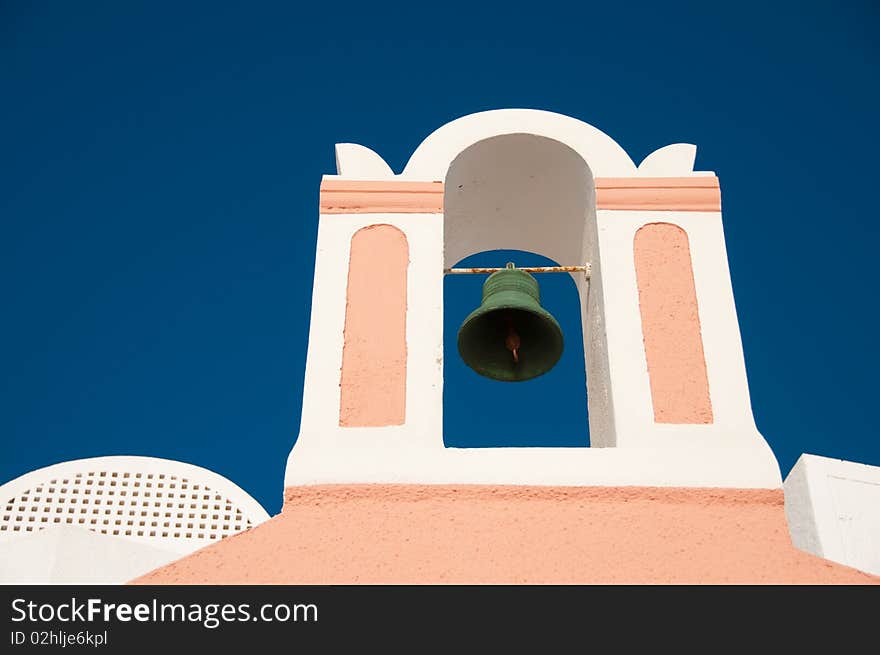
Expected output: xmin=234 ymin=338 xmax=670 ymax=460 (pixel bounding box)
xmin=319 ymin=177 xmax=720 ymax=213
xmin=339 ymin=225 xmax=408 ymax=427
xmin=634 ymin=223 xmax=713 ymax=424
xmin=320 ymin=180 xmax=443 ymax=214
xmin=597 ymin=177 xmax=720 ymax=188
xmin=596 ymin=177 xmax=721 ymax=211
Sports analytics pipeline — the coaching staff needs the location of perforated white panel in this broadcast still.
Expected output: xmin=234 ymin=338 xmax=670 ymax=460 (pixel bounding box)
xmin=0 ymin=457 xmax=270 ymax=550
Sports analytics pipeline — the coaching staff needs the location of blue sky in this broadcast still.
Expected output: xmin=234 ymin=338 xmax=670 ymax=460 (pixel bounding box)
xmin=2 ymin=1 xmax=877 ymax=514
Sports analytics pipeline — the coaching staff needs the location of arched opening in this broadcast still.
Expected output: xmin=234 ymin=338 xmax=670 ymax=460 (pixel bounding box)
xmin=443 ymin=134 xmax=594 ymax=268
xmin=442 ymin=134 xmax=599 ymax=448
xmin=444 ymin=249 xmax=589 ymax=447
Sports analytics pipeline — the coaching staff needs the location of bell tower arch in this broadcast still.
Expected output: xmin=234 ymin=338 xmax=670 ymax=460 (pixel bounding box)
xmin=442 ymin=134 xmax=611 ymax=444
xmin=285 ymin=109 xmax=781 ymax=490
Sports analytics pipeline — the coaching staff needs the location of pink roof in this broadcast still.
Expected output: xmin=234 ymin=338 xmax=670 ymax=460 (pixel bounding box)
xmin=131 ymin=484 xmax=878 ymax=585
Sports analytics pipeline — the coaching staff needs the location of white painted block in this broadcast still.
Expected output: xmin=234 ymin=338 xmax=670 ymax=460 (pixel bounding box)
xmin=784 ymin=454 xmax=880 ymax=576
xmin=0 ymin=525 xmax=185 ymax=584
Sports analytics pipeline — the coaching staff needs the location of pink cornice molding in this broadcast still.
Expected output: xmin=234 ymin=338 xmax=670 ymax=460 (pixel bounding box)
xmin=319 ymin=177 xmax=720 ymax=214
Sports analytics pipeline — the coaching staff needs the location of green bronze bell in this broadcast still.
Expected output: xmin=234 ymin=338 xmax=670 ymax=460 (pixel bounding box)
xmin=457 ymin=263 xmax=564 ymax=382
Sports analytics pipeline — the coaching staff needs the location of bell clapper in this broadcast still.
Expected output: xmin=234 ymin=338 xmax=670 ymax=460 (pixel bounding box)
xmin=504 ymin=314 xmax=521 ymax=364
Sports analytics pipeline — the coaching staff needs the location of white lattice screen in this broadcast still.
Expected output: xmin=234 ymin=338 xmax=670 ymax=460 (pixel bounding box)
xmin=1 ymin=469 xmax=255 ymax=542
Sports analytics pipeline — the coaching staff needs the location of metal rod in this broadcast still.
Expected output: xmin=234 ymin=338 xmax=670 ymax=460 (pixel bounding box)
xmin=444 ymin=264 xmax=592 ymax=277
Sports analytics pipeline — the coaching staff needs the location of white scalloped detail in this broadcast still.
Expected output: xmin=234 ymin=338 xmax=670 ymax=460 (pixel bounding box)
xmin=334 ymin=143 xmax=394 ymax=178
xmin=638 ymin=144 xmax=697 ymax=175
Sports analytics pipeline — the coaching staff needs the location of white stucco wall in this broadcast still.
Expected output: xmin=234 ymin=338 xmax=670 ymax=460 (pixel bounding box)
xmin=595 ymin=210 xmax=769 ymax=452
xmin=0 ymin=525 xmax=185 ymax=584
xmin=293 ymin=212 xmax=445 ymax=454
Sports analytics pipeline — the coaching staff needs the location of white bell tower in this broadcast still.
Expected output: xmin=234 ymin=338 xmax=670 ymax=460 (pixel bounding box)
xmin=285 ymin=109 xmax=781 ymax=490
